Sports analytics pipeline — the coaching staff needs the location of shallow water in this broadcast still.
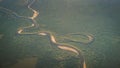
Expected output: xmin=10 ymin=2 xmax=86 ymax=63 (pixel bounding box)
xmin=0 ymin=0 xmax=120 ymax=68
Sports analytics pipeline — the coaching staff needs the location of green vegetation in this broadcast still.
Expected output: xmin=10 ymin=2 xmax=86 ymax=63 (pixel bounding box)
xmin=0 ymin=0 xmax=120 ymax=68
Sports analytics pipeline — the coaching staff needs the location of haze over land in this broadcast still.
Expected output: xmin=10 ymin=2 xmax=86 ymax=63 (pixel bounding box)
xmin=0 ymin=0 xmax=120 ymax=68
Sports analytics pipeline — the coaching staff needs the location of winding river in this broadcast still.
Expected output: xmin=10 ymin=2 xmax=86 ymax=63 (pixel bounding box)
xmin=0 ymin=0 xmax=94 ymax=68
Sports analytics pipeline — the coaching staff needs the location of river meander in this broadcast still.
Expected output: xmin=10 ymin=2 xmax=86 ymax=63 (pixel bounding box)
xmin=0 ymin=0 xmax=120 ymax=68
